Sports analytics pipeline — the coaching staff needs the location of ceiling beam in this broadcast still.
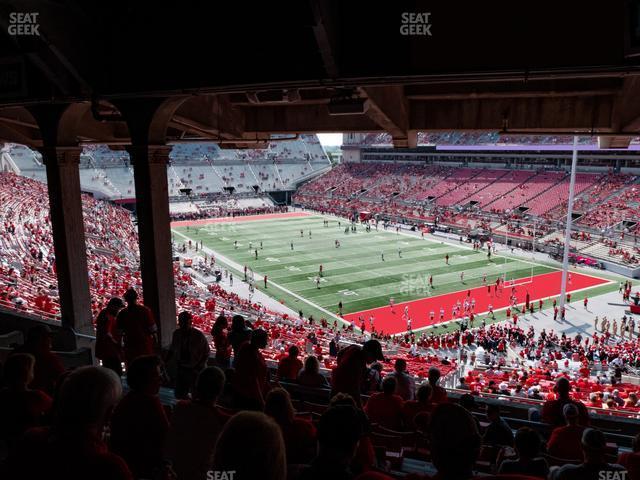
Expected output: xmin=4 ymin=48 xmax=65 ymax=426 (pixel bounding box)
xmin=360 ymin=86 xmax=410 ymax=147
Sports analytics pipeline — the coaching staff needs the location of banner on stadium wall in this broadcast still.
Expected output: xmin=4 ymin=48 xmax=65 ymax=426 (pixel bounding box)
xmin=359 ymin=211 xmax=372 ymax=222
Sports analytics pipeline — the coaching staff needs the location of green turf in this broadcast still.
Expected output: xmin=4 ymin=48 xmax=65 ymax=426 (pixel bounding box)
xmin=173 ymin=215 xmax=560 ymax=321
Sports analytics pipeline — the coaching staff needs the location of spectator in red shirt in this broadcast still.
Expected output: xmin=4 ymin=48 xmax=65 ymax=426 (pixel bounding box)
xmin=364 ymin=376 xmax=404 ymax=430
xmin=211 ymin=314 xmax=231 ymax=369
xmin=213 ymin=411 xmax=286 ymax=480
xmin=165 ymin=311 xmax=210 ymax=399
xmin=618 ymin=433 xmax=640 ymax=480
xmin=298 ymin=355 xmax=330 ymax=388
xmin=331 ymin=340 xmax=385 ymax=407
xmin=116 ymin=288 xmax=157 ymax=366
xmin=278 ymin=345 xmax=304 ymax=381
xmin=428 ymin=366 xmax=448 ymax=404
xmin=264 ymin=387 xmax=317 ymax=464
xmin=542 ymin=377 xmax=589 ymax=427
xmin=95 ymin=297 xmax=125 ymax=376
xmin=1 ymin=366 xmax=132 ymax=480
xmin=110 ymin=355 xmax=169 ymax=479
xmin=402 ymin=383 xmax=433 ymax=430
xmin=14 ymin=324 xmax=65 ymax=395
xmin=0 ymin=353 xmax=52 ymax=452
xmin=164 ymin=367 xmax=228 ymax=480
xmin=547 ymin=403 xmax=587 ymax=461
xmin=232 ymin=328 xmax=270 ymax=410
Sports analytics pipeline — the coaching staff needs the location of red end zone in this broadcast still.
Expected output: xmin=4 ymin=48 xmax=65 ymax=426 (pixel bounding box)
xmin=171 ymin=211 xmax=311 ymax=228
xmin=342 ymin=271 xmax=610 ymax=335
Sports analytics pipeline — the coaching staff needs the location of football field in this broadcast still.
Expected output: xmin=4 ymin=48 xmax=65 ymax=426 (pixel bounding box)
xmin=172 ymin=212 xmax=613 ymax=335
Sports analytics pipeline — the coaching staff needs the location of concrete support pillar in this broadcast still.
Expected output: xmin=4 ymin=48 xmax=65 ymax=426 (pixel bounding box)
xmin=126 ymin=144 xmax=176 ymax=346
xmin=39 ymin=146 xmax=93 ymax=334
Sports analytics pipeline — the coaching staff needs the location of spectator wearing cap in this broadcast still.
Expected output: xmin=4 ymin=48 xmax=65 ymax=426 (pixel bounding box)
xmin=364 ymin=376 xmax=404 ymax=430
xmin=331 ymin=339 xmax=385 ymax=407
xmin=95 ymin=297 xmax=125 ymax=376
xmin=116 ymin=288 xmax=157 ymax=366
xmin=14 ymin=324 xmax=64 ymax=395
xmin=110 ymin=355 xmax=169 ymax=479
xmin=299 ymin=404 xmax=364 ymax=480
xmin=232 ymin=328 xmax=270 ymax=410
xmin=550 ymin=428 xmax=627 ymax=480
xmin=483 ymin=404 xmax=514 ymax=447
xmin=498 ymin=427 xmax=548 ymax=477
xmin=428 ymin=366 xmax=448 ymax=404
xmin=542 ymin=377 xmax=589 ymax=427
xmin=618 ymin=433 xmax=640 ymax=480
xmin=164 ymin=367 xmax=228 ymax=480
xmin=165 ymin=311 xmax=210 ymax=399
xmin=547 ymin=403 xmax=588 ymax=461
xmin=277 ymin=345 xmax=304 ymax=381
xmin=2 ymin=366 xmax=132 ymax=480
xmin=387 ymin=358 xmax=415 ymax=401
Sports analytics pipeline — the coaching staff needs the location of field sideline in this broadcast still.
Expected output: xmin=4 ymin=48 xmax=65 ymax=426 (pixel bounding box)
xmin=172 ymin=212 xmax=616 ymax=335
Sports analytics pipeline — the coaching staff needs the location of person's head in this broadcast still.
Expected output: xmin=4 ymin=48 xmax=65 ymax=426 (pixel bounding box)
xmin=123 ymin=288 xmax=138 ymax=305
xmin=3 ymin=353 xmax=35 ymax=389
xmin=554 ymin=377 xmax=571 ymax=399
xmin=178 ymin=311 xmax=193 ymax=329
xmin=429 ymin=403 xmax=481 ymax=479
xmin=317 ymin=405 xmax=363 ymax=466
xmin=362 ymin=339 xmax=385 ymax=364
xmin=329 ymin=392 xmax=357 ymax=409
xmin=459 ymin=393 xmax=477 ymax=412
xmin=212 ymin=314 xmax=228 ymax=334
xmin=303 ymin=355 xmax=320 ymax=375
xmin=126 ymin=355 xmax=162 ymax=395
xmin=264 ymin=388 xmax=295 ymax=425
xmin=54 ymin=366 xmax=122 ymax=434
xmin=195 ymin=366 xmax=225 ymax=404
xmin=26 ymin=324 xmax=54 ymax=351
xmin=231 ymin=314 xmax=246 ymax=331
xmin=416 ymin=383 xmax=433 ymax=404
xmin=581 ymin=428 xmax=607 ymax=463
xmin=106 ymin=297 xmax=125 ymax=314
xmin=382 ymin=376 xmax=397 ymax=395
xmin=563 ymin=403 xmax=579 ymax=426
xmin=213 ymin=411 xmax=286 ymax=480
xmin=514 ymin=427 xmax=542 ymax=460
xmin=394 ymin=358 xmax=407 ymax=373
xmin=486 ymin=403 xmax=501 ymax=421
xmin=251 ymin=328 xmax=269 ymax=349
xmin=428 ymin=367 xmax=441 ymax=385
xmin=288 ymin=345 xmax=299 ymax=358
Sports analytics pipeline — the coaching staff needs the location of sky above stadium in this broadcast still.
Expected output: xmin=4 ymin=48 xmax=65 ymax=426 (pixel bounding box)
xmin=317 ymin=133 xmax=343 ymax=146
